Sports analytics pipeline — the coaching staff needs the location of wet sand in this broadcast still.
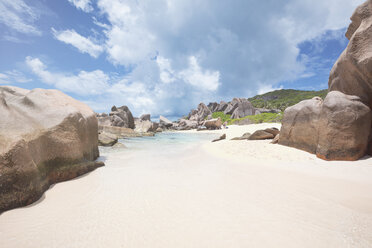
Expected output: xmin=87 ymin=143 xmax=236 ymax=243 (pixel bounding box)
xmin=1 ymin=125 xmax=372 ymax=248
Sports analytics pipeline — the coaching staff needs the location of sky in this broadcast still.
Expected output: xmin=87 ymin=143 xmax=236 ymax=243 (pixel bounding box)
xmin=0 ymin=0 xmax=364 ymax=117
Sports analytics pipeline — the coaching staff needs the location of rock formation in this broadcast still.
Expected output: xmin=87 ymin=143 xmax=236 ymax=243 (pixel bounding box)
xmin=97 ymin=105 xmax=135 ymax=129
xmin=0 ymin=86 xmax=103 ymax=212
xmin=212 ymin=134 xmax=226 ymax=142
xmin=98 ymin=131 xmax=118 ymax=146
xmin=230 ymin=98 xmax=256 ymax=119
xmin=231 ymin=132 xmax=252 ymax=140
xmin=203 ymin=118 xmax=222 ymax=130
xmin=188 ymin=103 xmax=212 ymax=122
xmin=279 ymin=0 xmax=372 ymax=160
xmin=159 ymin=115 xmax=173 ymax=128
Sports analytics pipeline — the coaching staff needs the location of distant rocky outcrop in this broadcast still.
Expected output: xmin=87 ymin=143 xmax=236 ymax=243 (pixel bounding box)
xmin=279 ymin=1 xmax=372 ymax=161
xmin=134 ymin=114 xmax=158 ymax=133
xmin=0 ymin=86 xmax=103 ymax=213
xmin=230 ymin=98 xmax=256 ymax=119
xmin=159 ymin=115 xmax=174 ymax=129
xmin=188 ymin=103 xmax=212 ymax=122
xmin=97 ymin=105 xmax=135 ymax=129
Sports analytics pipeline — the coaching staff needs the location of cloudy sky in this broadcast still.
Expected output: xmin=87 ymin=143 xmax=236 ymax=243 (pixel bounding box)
xmin=0 ymin=0 xmax=364 ymax=117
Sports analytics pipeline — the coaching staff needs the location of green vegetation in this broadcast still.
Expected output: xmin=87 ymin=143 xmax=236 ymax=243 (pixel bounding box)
xmin=248 ymin=89 xmax=327 ymax=111
xmin=206 ymin=89 xmax=326 ymax=124
xmin=212 ymin=111 xmax=282 ymax=125
xmin=211 ymin=111 xmax=231 ymax=123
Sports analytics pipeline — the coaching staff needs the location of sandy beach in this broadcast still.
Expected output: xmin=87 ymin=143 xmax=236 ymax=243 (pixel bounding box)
xmin=1 ymin=124 xmax=372 ymax=248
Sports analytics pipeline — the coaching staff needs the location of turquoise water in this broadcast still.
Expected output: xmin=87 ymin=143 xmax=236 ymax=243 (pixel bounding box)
xmin=99 ymin=131 xmax=217 ymax=158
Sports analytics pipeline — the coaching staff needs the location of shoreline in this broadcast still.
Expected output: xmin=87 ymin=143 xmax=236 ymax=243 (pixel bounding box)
xmin=1 ymin=123 xmax=372 ymax=247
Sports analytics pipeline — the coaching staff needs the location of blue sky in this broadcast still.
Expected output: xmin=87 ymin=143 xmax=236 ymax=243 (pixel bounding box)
xmin=0 ymin=0 xmax=364 ymax=117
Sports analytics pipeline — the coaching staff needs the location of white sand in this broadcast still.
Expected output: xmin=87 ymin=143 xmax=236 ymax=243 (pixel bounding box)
xmin=1 ymin=124 xmax=372 ymax=248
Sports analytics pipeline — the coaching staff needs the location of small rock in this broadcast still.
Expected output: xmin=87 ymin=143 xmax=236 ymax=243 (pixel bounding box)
xmin=98 ymin=132 xmax=118 ymax=146
xmin=231 ymin=132 xmax=251 ymax=140
xmin=248 ymin=130 xmax=275 ymax=140
xmin=212 ymin=134 xmax=226 ymax=142
xmin=264 ymin=127 xmax=280 ymax=136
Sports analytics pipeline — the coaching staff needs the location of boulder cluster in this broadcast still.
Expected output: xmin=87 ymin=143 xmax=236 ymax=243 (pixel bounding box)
xmin=279 ymin=0 xmax=372 ymax=161
xmin=174 ymin=98 xmax=280 ymax=131
xmin=96 ymin=106 xmax=162 ymax=146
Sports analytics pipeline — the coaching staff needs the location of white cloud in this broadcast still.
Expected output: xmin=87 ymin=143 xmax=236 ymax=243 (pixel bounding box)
xmin=179 ymin=56 xmax=220 ymax=91
xmin=26 ymin=56 xmax=109 ymax=96
xmin=94 ymin=0 xmax=363 ymax=106
xmin=68 ymin=0 xmax=93 ymax=13
xmin=0 ymin=70 xmax=32 ymax=84
xmin=258 ymin=84 xmax=284 ymax=95
xmin=0 ymin=0 xmax=41 ymax=35
xmin=52 ymin=28 xmax=104 ymax=58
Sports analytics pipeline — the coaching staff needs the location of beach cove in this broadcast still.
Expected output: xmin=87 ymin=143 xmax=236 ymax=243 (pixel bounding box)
xmin=1 ymin=124 xmax=372 ymax=248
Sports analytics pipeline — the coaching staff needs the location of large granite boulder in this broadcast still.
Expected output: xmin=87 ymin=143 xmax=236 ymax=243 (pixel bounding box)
xmin=279 ymin=97 xmax=324 ymax=153
xmin=109 ymin=105 xmax=135 ymax=129
xmin=97 ymin=105 xmax=135 ymax=129
xmin=279 ymin=1 xmax=372 ymax=161
xmin=207 ymin=102 xmax=219 ymax=112
xmin=177 ymin=119 xmax=199 ymax=130
xmin=134 ymin=119 xmax=158 ymax=133
xmin=140 ymin=114 xmax=151 ymax=121
xmin=189 ymin=103 xmax=212 ymax=122
xmin=217 ymin=101 xmax=229 ymax=112
xmin=203 ymin=117 xmax=222 ymax=130
xmin=248 ymin=130 xmax=275 ymax=140
xmin=0 ymin=86 xmax=103 ymax=212
xmin=316 ymin=92 xmax=371 ymax=160
xmin=98 ymin=131 xmax=118 ymax=146
xmin=159 ymin=115 xmax=173 ymax=128
xmin=224 ymin=98 xmax=240 ymax=115
xmin=231 ymin=99 xmax=256 ymax=119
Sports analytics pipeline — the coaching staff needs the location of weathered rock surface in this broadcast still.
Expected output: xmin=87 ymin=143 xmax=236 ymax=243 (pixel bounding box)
xmin=279 ymin=97 xmax=323 ymax=153
xmin=0 ymin=86 xmax=103 ymax=213
xmin=97 ymin=105 xmax=135 ymax=129
xmin=140 ymin=114 xmax=151 ymax=122
xmin=189 ymin=103 xmax=212 ymax=122
xmin=248 ymin=130 xmax=275 ymax=140
xmin=231 ymin=99 xmax=256 ymax=119
xmin=231 ymin=132 xmax=252 ymax=140
xmin=98 ymin=131 xmax=118 ymax=146
xmin=98 ymin=125 xmax=142 ymax=138
xmin=279 ymin=1 xmax=372 ymax=160
xmin=134 ymin=119 xmax=158 ymax=133
xmin=217 ymin=101 xmax=229 ymax=112
xmin=224 ymin=98 xmax=240 ymax=115
xmin=264 ymin=127 xmax=280 ymax=137
xmin=316 ymin=92 xmax=371 ymax=160
xmin=177 ymin=119 xmax=199 ymax=130
xmin=212 ymin=134 xmax=226 ymax=142
xmin=159 ymin=115 xmax=173 ymax=129
xmin=207 ymin=102 xmax=219 ymax=112
xmin=204 ymin=118 xmax=222 ymax=130
xmin=109 ymin=105 xmax=135 ymax=129
xmin=271 ymin=134 xmax=280 ymax=144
